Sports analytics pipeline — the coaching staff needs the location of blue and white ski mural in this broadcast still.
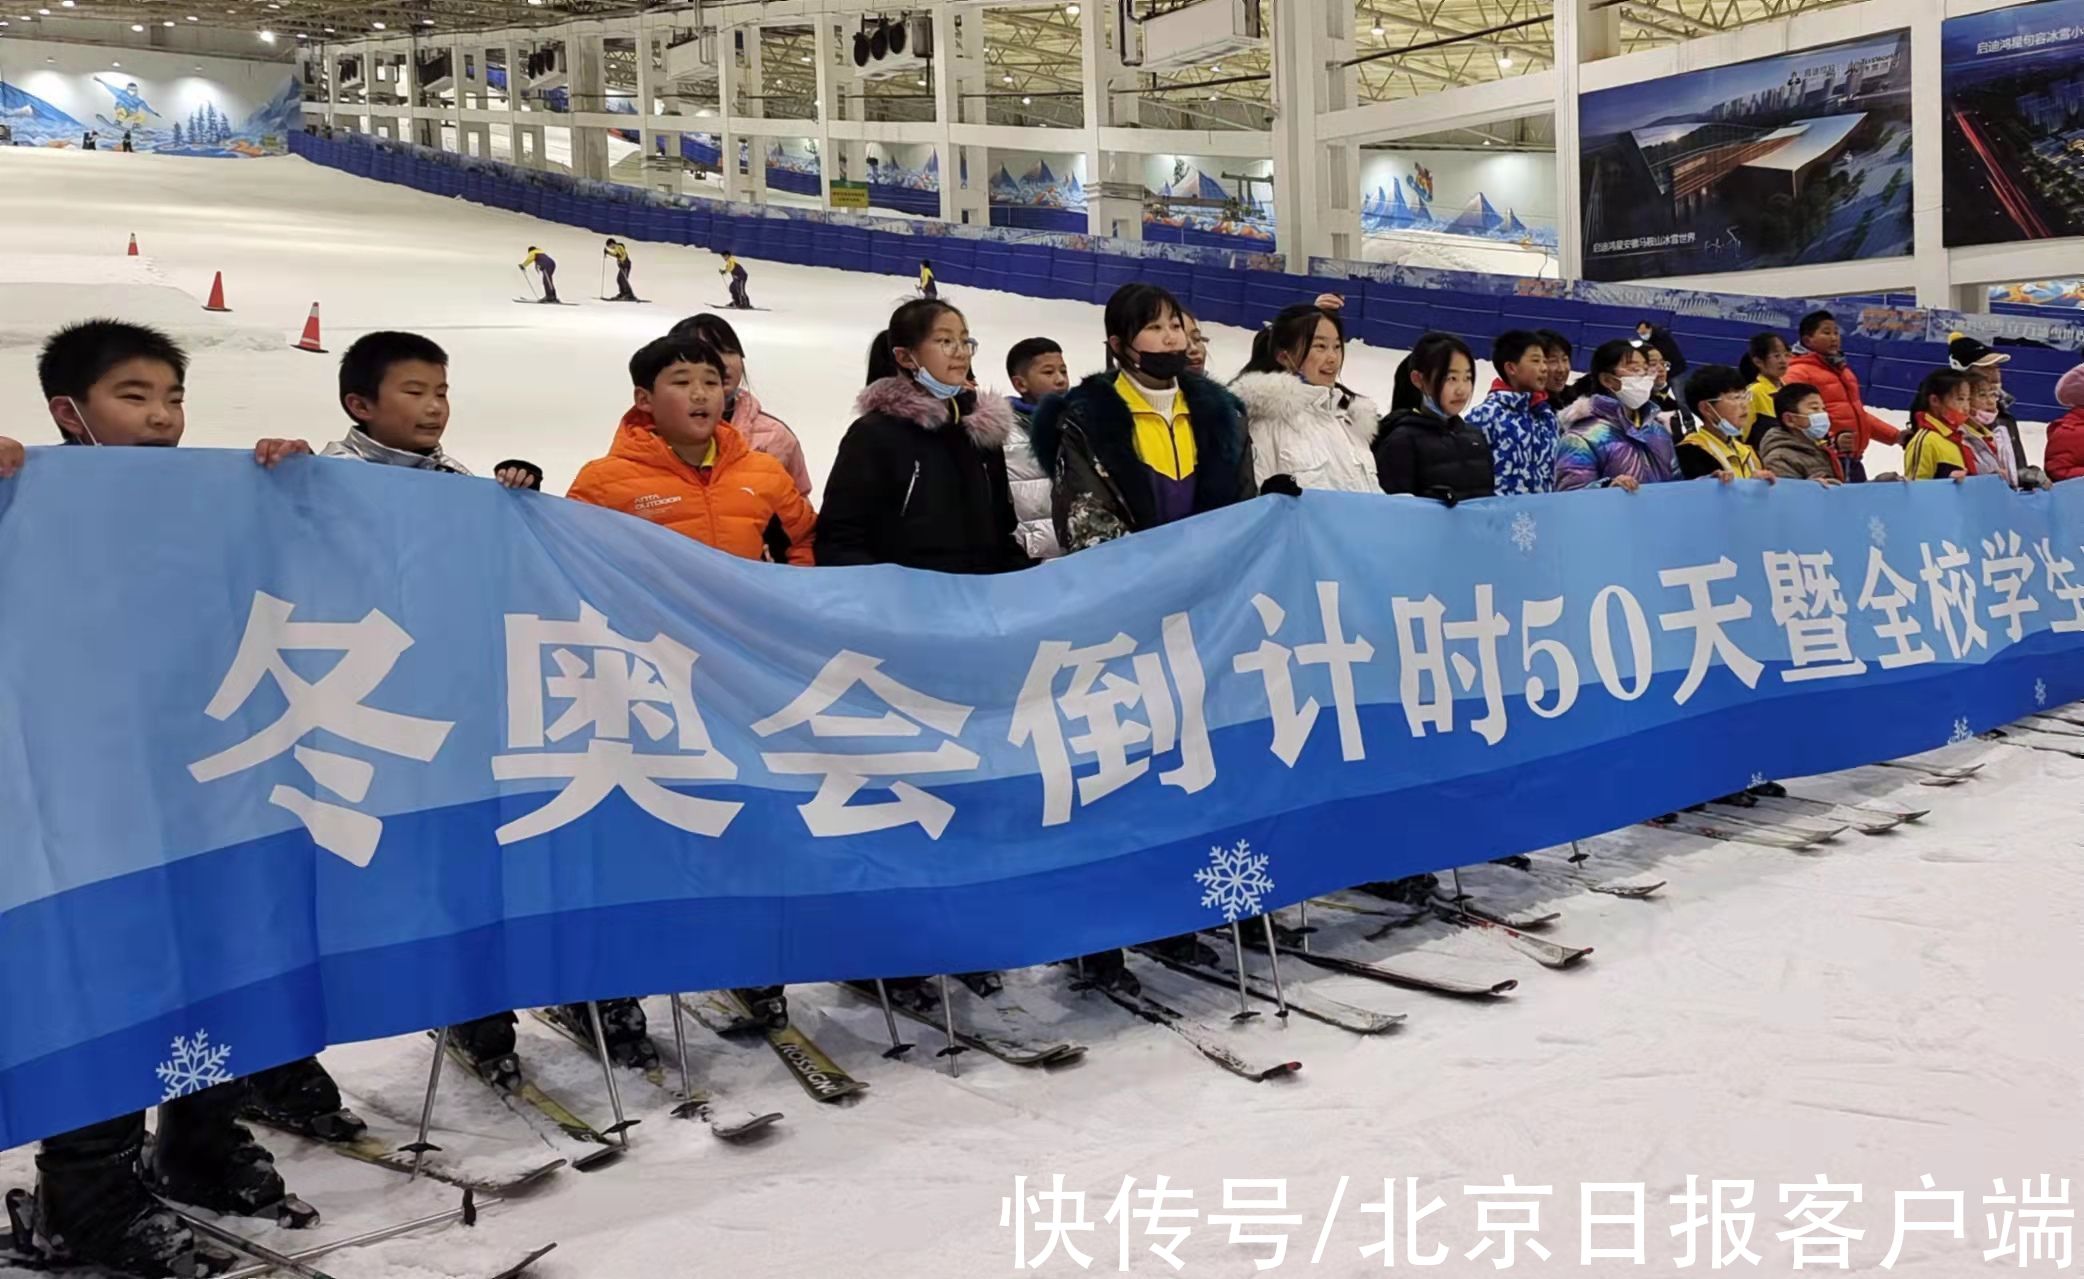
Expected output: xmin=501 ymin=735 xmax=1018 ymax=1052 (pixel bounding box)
xmin=0 ymin=71 xmax=298 ymax=156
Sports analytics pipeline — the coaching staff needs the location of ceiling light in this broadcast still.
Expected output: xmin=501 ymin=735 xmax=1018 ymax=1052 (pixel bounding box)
xmin=130 ymin=21 xmax=143 ymax=29
xmin=420 ymin=17 xmax=433 ymax=24
xmin=1499 ymin=52 xmax=1512 ymax=67
xmin=1371 ymin=22 xmax=1385 ymax=36
xmin=59 ymin=1 xmax=72 ymax=7
xmin=323 ymin=25 xmax=333 ymax=31
xmin=1212 ymin=63 xmax=1222 ymax=72
xmin=1021 ymin=95 xmax=1031 ymax=105
xmin=111 ymin=60 xmax=121 ymax=66
xmin=1064 ymin=2 xmax=1079 ymax=14
xmin=1484 ymin=138 xmax=1492 ymax=146
xmin=258 ymin=28 xmax=273 ymax=41
xmin=187 ymin=14 xmax=198 ymax=19
xmin=799 ymin=54 xmax=810 ymax=62
xmin=36 ymin=8 xmax=50 ymax=14
xmin=1208 ymin=92 xmax=1218 ymax=100
xmin=916 ymin=77 xmax=926 ymax=86
xmin=162 ymin=19 xmax=172 ymax=25
xmin=371 ymin=19 xmax=383 ymax=28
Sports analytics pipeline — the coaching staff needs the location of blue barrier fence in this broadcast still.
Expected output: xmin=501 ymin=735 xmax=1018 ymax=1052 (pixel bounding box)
xmin=291 ymin=131 xmax=2080 ymax=423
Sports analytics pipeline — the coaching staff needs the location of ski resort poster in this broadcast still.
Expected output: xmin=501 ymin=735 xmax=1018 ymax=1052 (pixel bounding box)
xmin=1577 ymin=30 xmax=1913 ymax=283
xmin=0 ymin=38 xmax=298 ymax=155
xmin=1941 ymin=0 xmax=2084 ymax=247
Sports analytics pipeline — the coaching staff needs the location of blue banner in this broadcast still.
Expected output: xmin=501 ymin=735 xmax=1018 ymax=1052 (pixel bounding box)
xmin=3 ymin=450 xmax=2081 ymax=1147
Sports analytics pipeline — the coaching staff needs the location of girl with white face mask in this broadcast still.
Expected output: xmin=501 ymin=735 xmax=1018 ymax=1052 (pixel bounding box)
xmin=1553 ymin=338 xmax=1679 ymax=492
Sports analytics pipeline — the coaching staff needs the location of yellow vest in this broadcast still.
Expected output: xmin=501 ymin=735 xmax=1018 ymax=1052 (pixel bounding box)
xmin=1114 ymin=373 xmax=1196 ymax=481
xmin=1679 ymin=427 xmax=1761 ymax=478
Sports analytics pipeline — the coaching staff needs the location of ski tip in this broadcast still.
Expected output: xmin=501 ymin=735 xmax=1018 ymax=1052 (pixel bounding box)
xmin=569 ymin=1147 xmax=624 ymax=1173
xmin=1491 ymin=979 xmax=1521 ymax=994
xmin=487 ymin=1242 xmax=560 ymax=1279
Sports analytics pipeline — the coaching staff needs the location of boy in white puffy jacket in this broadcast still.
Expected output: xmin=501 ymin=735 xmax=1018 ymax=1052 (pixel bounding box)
xmin=1230 ymin=302 xmax=1380 ymax=493
xmin=1003 ymin=336 xmax=1072 ymax=558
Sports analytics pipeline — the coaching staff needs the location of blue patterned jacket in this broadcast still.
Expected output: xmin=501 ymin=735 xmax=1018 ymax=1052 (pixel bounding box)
xmin=1462 ymin=383 xmax=1559 ymax=496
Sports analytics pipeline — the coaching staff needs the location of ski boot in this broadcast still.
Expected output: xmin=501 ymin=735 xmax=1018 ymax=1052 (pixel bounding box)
xmin=1489 ymin=854 xmax=1534 ymax=871
xmin=880 ymin=977 xmax=938 ymax=1014
xmin=1066 ymin=949 xmax=1139 ymax=996
xmin=955 ymin=972 xmax=1003 ymax=1000
xmin=148 ymin=1089 xmax=316 ymax=1229
xmin=1141 ymin=932 xmax=1222 ymax=969
xmin=1358 ymin=872 xmax=1440 ymax=908
xmin=244 ymin=1056 xmax=366 ymax=1144
xmin=555 ymin=999 xmax=660 ymax=1072
xmin=20 ymin=1122 xmax=237 ymax=1278
xmin=730 ymin=986 xmax=789 ymax=1032
xmin=448 ymin=1012 xmax=523 ymax=1092
xmin=1747 ymin=779 xmax=1788 ymax=798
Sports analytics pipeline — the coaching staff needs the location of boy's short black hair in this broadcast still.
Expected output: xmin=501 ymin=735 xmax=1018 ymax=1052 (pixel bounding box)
xmin=1492 ymin=329 xmax=1543 ymax=370
xmin=630 ymin=334 xmax=727 ymax=390
xmin=1684 ymin=363 xmax=1749 ymax=416
xmin=1006 ymin=336 xmax=1064 ymax=383
xmin=1773 ymin=381 xmax=1823 ymax=420
xmin=37 ymin=319 xmax=188 ymax=406
xmin=1535 ymin=328 xmax=1573 ymax=360
xmin=1798 ymin=309 xmax=1836 ymax=338
xmin=339 ymin=331 xmax=448 ymax=419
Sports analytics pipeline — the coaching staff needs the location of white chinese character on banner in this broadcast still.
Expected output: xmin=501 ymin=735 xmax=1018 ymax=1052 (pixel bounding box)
xmin=1359 ymin=1177 xmax=1450 ymax=1266
xmin=1981 ymin=532 xmax=2041 ymax=644
xmin=1778 ymin=1176 xmax=1865 ymax=1270
xmin=490 ymin=603 xmax=740 ymax=845
xmin=1207 ymin=1179 xmax=1302 ymax=1271
xmin=2036 ymin=539 xmax=2084 ymax=634
xmin=1984 ymin=1175 xmax=2073 ymax=1267
xmin=1856 ymin=546 xmax=1937 ymax=669
xmin=188 ymin=592 xmax=454 ymax=868
xmin=1103 ymin=1176 xmax=1197 ymax=1273
xmin=1881 ymin=1174 xmax=1964 ymax=1270
xmin=1009 ymin=614 xmax=1213 ymax=827
xmin=1582 ymin=1184 xmax=1646 ymax=1265
xmin=1919 ymin=541 xmax=1990 ymax=660
xmin=1001 ymin=1174 xmax=1094 ymax=1271
xmin=1465 ymin=1176 xmax=1553 ymax=1268
xmin=751 ymin=651 xmax=978 ymax=839
xmin=1659 ymin=558 xmax=1764 ymax=704
xmin=1763 ymin=551 xmax=1868 ymax=682
xmin=1671 ymin=1176 xmax=1763 ymax=1269
xmin=1231 ymin=583 xmax=1376 ymax=767
xmin=1392 ymin=585 xmax=1512 ymax=745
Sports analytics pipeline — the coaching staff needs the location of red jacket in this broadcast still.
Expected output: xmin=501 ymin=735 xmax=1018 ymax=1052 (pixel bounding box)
xmin=2046 ymin=407 xmax=2084 ymax=482
xmin=1784 ymin=350 xmax=1900 ymax=454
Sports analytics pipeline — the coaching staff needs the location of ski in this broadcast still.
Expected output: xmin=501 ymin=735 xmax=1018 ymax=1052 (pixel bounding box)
xmin=524 ymin=1008 xmax=783 ymax=1142
xmin=1877 ymin=759 xmax=1981 ymax=782
xmin=247 ymin=1118 xmax=566 ymax=1195
xmin=680 ymin=993 xmax=869 ymax=1103
xmin=436 ymin=1034 xmax=625 ymax=1170
xmin=1533 ymin=858 xmax=1666 ymax=899
xmin=1145 ymin=946 xmax=1407 ymax=1035
xmin=1993 ymin=730 xmax=2084 ymax=760
xmin=1643 ymin=812 xmax=1826 ymax=850
xmin=513 ymin=298 xmax=580 ymax=306
xmin=1314 ymin=891 xmax=1436 ymax=926
xmin=1269 ymin=938 xmax=1518 ymax=998
xmin=1088 ymin=983 xmax=1301 ymax=1082
xmin=1748 ymin=794 xmax=1922 ymax=831
xmin=1429 ymin=901 xmax=1594 ymax=970
xmin=2019 ymin=714 xmax=2084 ymax=737
xmin=836 ymin=982 xmax=1085 ymax=1066
xmin=1431 ymin=894 xmax=1560 ymax=931
xmin=597 ymin=296 xmax=652 ymax=303
xmin=710 ymin=302 xmax=770 ymax=310
xmin=1701 ymin=804 xmax=1855 ymax=841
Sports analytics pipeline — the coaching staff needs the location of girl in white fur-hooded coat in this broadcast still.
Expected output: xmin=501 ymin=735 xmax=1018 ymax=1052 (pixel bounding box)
xmin=1229 ymin=302 xmax=1382 ymax=494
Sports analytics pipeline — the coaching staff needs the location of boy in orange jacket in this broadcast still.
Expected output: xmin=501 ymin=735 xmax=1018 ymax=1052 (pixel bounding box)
xmin=570 ymin=333 xmax=815 ymax=564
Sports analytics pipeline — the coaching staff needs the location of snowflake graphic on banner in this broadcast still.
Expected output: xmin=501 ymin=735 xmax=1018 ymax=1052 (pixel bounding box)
xmin=2035 ymin=678 xmax=2049 ymax=708
xmin=1195 ymin=839 xmax=1274 ymax=922
xmin=1510 ymin=511 xmax=1537 ymax=554
xmin=1949 ymin=717 xmax=1973 ymax=745
xmin=156 ymin=1030 xmax=233 ymax=1100
xmin=1749 ymin=771 xmax=1768 ymax=789
xmin=1869 ymin=516 xmax=1887 ymax=548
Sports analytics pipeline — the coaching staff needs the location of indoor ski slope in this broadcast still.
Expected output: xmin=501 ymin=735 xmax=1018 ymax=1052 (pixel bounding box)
xmin=0 ymin=147 xmax=2075 ymax=1279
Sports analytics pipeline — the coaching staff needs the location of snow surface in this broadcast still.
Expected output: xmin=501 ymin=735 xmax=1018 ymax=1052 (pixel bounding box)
xmin=0 ymin=146 xmax=2078 ymax=1278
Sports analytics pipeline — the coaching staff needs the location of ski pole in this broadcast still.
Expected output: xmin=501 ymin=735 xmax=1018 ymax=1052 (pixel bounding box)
xmin=218 ymin=1196 xmax=499 ymax=1279
xmin=1450 ymin=866 xmax=1467 ymax=906
xmin=669 ymin=993 xmax=699 ymax=1117
xmin=518 ymin=264 xmax=537 ymax=300
xmin=1296 ymin=899 xmax=1312 ymax=953
xmin=403 ymin=1026 xmax=449 ymax=1179
xmin=173 ymin=1210 xmax=340 ymax=1279
xmin=599 ymin=255 xmax=607 ymax=299
xmin=871 ymin=979 xmax=914 ymax=1058
xmin=1226 ymin=921 xmax=1258 ymax=1022
xmin=935 ymin=974 xmax=963 ymax=1078
xmin=1568 ymin=839 xmax=1589 ymax=866
xmin=1258 ymin=915 xmax=1289 ymax=1020
xmin=583 ymin=1002 xmax=636 ymax=1146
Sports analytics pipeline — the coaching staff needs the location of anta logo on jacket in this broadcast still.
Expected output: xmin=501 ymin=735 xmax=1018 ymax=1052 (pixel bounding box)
xmin=567 ymin=408 xmax=817 ymax=564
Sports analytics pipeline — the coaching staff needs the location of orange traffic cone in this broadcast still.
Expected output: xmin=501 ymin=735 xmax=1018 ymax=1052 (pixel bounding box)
xmin=292 ymin=303 xmax=326 ymax=354
xmin=202 ymin=272 xmax=231 ymax=313
xmin=126 ymin=233 xmax=138 ymax=257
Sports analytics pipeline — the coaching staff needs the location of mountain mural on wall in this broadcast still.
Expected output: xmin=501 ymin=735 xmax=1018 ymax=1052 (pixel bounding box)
xmin=1361 ymin=182 xmax=1557 ymax=248
xmin=0 ymin=74 xmax=297 ymax=155
xmin=1142 ymin=162 xmax=1274 ymax=245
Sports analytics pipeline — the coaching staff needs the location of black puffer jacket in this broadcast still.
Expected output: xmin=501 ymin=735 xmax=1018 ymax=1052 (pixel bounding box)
xmin=814 ymin=377 xmax=1031 ymax=574
xmin=1374 ymin=406 xmax=1497 ymax=503
xmin=1026 ymin=371 xmax=1252 ymax=554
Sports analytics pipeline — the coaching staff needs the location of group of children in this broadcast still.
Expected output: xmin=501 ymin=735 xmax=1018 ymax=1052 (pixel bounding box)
xmin=4 ymin=278 xmax=2079 ymax=1278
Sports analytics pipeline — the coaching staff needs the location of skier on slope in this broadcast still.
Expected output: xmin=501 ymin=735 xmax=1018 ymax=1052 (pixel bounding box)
xmin=717 ymin=250 xmax=751 ymax=309
xmin=2 ymin=320 xmax=332 ymax=1278
xmin=603 ymin=237 xmax=637 ymax=302
xmin=519 ymin=245 xmax=559 ymax=303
